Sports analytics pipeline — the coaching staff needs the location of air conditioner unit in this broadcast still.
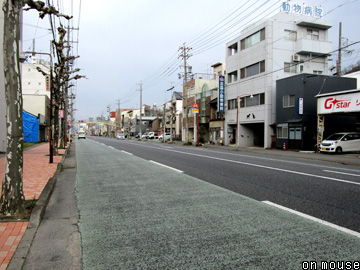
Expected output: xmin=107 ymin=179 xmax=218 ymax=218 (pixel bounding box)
xmin=292 ymin=54 xmax=300 ymax=62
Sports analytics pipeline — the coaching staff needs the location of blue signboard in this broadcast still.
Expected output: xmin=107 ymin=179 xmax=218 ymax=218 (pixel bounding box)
xmin=219 ymin=76 xmax=225 ymax=112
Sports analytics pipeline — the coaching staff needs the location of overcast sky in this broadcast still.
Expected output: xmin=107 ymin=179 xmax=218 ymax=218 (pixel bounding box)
xmin=22 ymin=0 xmax=360 ymax=121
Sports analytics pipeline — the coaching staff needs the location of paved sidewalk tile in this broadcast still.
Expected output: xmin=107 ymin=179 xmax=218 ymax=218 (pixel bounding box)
xmin=0 ymin=144 xmax=65 ymax=200
xmin=0 ymin=143 xmax=66 ymax=269
xmin=0 ymin=222 xmax=28 ymax=270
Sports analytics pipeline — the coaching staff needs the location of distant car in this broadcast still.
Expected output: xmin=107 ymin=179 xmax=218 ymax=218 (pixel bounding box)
xmin=117 ymin=134 xmax=125 ymax=140
xmin=78 ymin=131 xmax=86 ymax=139
xmin=320 ymin=132 xmax=360 ymax=153
xmin=159 ymin=133 xmax=171 ymax=142
xmin=142 ymin=132 xmax=149 ymax=139
xmin=135 ymin=133 xmax=140 ymax=138
xmin=147 ymin=132 xmax=155 ymax=139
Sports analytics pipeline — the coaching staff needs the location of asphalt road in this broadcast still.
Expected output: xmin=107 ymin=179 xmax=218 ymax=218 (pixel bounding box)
xmin=90 ymin=136 xmax=360 ymax=233
xmin=76 ymin=137 xmax=360 ymax=269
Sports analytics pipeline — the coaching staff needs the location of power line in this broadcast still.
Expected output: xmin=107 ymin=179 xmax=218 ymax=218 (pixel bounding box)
xmin=190 ymin=0 xmax=272 ymax=49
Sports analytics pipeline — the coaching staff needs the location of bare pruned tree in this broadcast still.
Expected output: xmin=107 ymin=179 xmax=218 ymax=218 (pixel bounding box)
xmin=1 ymin=0 xmax=71 ymax=216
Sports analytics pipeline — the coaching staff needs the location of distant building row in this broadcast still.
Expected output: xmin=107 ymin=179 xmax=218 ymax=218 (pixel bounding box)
xmin=1 ymin=9 xmax=359 ymax=152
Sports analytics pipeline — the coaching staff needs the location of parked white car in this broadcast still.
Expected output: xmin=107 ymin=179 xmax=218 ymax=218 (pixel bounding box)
xmin=147 ymin=132 xmax=155 ymax=139
xmin=320 ymin=132 xmax=360 ymax=153
xmin=117 ymin=134 xmax=125 ymax=140
xmin=78 ymin=131 xmax=86 ymax=139
xmin=142 ymin=132 xmax=149 ymax=139
xmin=159 ymin=133 xmax=171 ymax=142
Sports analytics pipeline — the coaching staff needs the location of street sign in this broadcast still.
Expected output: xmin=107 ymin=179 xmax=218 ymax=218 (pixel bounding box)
xmin=219 ymin=76 xmax=225 ymax=112
xmin=59 ymin=110 xmax=64 ymax=118
xmin=193 ymin=103 xmax=198 ymax=113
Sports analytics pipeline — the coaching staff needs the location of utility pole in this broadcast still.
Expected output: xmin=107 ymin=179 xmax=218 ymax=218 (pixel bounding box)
xmin=178 ymin=43 xmax=192 ymax=142
xmin=117 ymin=99 xmax=121 ymax=134
xmin=107 ymin=104 xmax=111 ymax=137
xmin=138 ymin=81 xmax=143 ymax=139
xmin=163 ymin=102 xmax=166 ymax=141
xmin=167 ymin=84 xmax=175 ymax=143
xmin=337 ymin=22 xmax=342 ymax=77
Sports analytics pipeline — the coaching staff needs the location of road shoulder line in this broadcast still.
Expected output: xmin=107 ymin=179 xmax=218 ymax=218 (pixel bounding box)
xmin=149 ymin=160 xmax=183 ymax=173
xmin=263 ymin=200 xmax=360 ymax=238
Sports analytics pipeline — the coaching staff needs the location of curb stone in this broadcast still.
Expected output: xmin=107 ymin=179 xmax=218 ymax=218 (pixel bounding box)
xmin=7 ymin=144 xmax=71 ymax=270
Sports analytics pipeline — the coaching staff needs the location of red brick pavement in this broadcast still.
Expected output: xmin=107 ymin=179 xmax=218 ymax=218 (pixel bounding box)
xmin=0 ymin=143 xmax=66 ymax=269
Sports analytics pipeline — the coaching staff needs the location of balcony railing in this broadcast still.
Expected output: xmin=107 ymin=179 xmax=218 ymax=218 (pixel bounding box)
xmin=295 ymin=38 xmax=332 ymax=56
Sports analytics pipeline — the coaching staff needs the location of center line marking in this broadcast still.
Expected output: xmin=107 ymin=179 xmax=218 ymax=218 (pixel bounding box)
xmin=263 ymin=201 xmax=360 ymax=238
xmin=139 ymin=144 xmax=360 ymax=186
xmin=323 ymin=170 xmax=360 ymax=177
xmin=149 ymin=161 xmax=183 ymax=173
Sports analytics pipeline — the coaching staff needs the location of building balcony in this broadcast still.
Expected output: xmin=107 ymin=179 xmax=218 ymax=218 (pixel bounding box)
xmin=295 ymin=38 xmax=333 ymax=56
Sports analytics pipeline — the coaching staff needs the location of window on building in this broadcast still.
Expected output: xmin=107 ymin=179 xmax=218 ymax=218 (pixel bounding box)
xmin=241 ymin=28 xmax=265 ymax=50
xmin=283 ymin=95 xmax=296 ymax=108
xmin=307 ymin=29 xmax=319 ymax=40
xmin=240 ymin=60 xmax=265 ymax=79
xmin=289 ymin=127 xmax=302 ymax=140
xmin=277 ymin=124 xmax=288 ymax=139
xmin=228 ymin=70 xmax=238 ymax=83
xmin=313 ymin=70 xmax=323 ymax=74
xmin=284 ymin=30 xmax=297 ymax=41
xmin=228 ymin=43 xmax=238 ymax=56
xmin=284 ymin=62 xmax=297 ymax=73
xmin=227 ymin=98 xmax=237 ymax=110
xmin=239 ymin=93 xmax=265 ymax=108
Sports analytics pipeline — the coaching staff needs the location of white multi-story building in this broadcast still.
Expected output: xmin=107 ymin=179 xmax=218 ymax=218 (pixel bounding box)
xmin=22 ymin=56 xmax=51 ymax=98
xmin=224 ymin=10 xmax=332 ymax=148
xmin=22 ymin=57 xmax=51 ymax=141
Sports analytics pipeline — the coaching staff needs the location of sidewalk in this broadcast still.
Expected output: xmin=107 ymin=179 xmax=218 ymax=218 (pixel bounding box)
xmin=0 ymin=144 xmax=66 ymax=270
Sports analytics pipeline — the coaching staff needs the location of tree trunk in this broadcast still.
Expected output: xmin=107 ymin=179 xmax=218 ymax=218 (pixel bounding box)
xmin=59 ymin=98 xmax=65 ymax=149
xmin=1 ymin=0 xmax=25 ymax=215
xmin=53 ymin=103 xmax=59 ymax=155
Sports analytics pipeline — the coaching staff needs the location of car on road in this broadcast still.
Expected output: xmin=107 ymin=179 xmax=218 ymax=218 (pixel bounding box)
xmin=159 ymin=133 xmax=171 ymax=142
xmin=78 ymin=131 xmax=86 ymax=139
xmin=147 ymin=132 xmax=155 ymax=139
xmin=135 ymin=133 xmax=140 ymax=138
xmin=142 ymin=132 xmax=149 ymax=139
xmin=320 ymin=132 xmax=360 ymax=153
xmin=117 ymin=134 xmax=125 ymax=140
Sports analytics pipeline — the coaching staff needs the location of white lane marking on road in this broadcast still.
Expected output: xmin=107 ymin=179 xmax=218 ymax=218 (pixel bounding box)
xmin=108 ymin=146 xmax=116 ymax=150
xmin=188 ymin=148 xmax=360 ymax=173
xmin=130 ymin=144 xmax=360 ymax=186
xmin=161 ymin=146 xmax=174 ymax=149
xmin=149 ymin=160 xmax=183 ymax=173
xmin=263 ymin=201 xmax=360 ymax=239
xmin=122 ymin=140 xmax=360 ymax=173
xmin=323 ymin=170 xmax=360 ymax=177
xmin=121 ymin=150 xmax=133 ymax=155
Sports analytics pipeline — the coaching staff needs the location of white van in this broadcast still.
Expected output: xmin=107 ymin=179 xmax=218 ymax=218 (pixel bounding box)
xmin=159 ymin=133 xmax=171 ymax=142
xmin=320 ymin=132 xmax=360 ymax=153
xmin=78 ymin=131 xmax=86 ymax=139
